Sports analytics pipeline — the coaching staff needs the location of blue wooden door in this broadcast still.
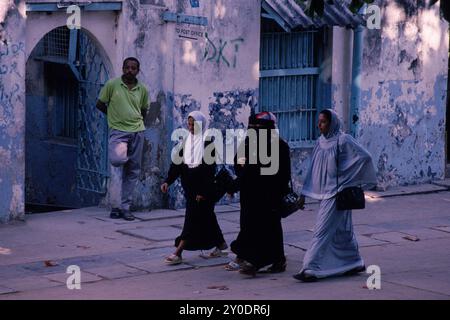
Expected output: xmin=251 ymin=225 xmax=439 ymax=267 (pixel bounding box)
xmin=25 ymin=27 xmax=109 ymax=209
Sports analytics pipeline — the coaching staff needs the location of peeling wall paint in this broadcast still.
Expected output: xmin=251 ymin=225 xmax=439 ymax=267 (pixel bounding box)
xmin=358 ymin=0 xmax=448 ymax=188
xmin=290 ymin=148 xmax=313 ymax=194
xmin=208 ymin=90 xmax=255 ymax=131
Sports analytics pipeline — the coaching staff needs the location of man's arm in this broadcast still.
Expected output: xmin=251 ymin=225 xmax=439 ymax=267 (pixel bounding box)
xmin=141 ymin=107 xmax=148 ymax=119
xmin=96 ymin=100 xmax=107 ymax=115
xmin=140 ymin=87 xmax=150 ymax=119
xmin=96 ymin=81 xmax=111 ymax=115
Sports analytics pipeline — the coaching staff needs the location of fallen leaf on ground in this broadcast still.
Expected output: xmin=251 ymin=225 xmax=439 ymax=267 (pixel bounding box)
xmin=44 ymin=260 xmax=58 ymax=267
xmin=207 ymin=285 xmax=229 ymax=290
xmin=403 ymin=235 xmax=420 ymax=242
xmin=0 ymin=247 xmax=11 ymax=255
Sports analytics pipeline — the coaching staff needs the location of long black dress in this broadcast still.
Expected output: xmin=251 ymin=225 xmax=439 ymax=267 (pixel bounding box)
xmin=165 ymin=141 xmax=226 ymax=250
xmin=230 ymin=135 xmax=291 ymax=269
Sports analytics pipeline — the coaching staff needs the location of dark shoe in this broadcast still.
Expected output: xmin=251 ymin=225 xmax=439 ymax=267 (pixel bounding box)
xmin=239 ymin=263 xmax=258 ymax=277
xmin=293 ymin=271 xmax=318 ymax=282
xmin=122 ymin=210 xmax=135 ymax=221
xmin=218 ymin=242 xmax=228 ymax=251
xmin=267 ymin=260 xmax=287 ymax=273
xmin=344 ymin=265 xmax=366 ymax=276
xmin=110 ymin=208 xmax=122 ymax=219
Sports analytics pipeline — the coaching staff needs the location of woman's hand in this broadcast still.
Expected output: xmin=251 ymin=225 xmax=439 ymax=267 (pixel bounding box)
xmin=161 ymin=183 xmax=169 ymax=193
xmin=196 ymin=195 xmax=206 ymax=202
xmin=237 ymin=157 xmax=246 ymax=167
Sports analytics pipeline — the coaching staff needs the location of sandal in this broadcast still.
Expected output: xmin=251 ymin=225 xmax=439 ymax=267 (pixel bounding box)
xmin=239 ymin=262 xmax=258 ymax=277
xmin=200 ymin=247 xmax=228 ymax=259
xmin=225 ymin=261 xmax=242 ymax=271
xmin=164 ymin=254 xmax=183 ymax=265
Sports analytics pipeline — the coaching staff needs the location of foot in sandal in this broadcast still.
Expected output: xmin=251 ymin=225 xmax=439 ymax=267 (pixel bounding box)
xmin=199 ymin=247 xmax=228 ymax=259
xmin=164 ymin=254 xmax=183 ymax=265
xmin=224 ymin=258 xmax=245 ymax=271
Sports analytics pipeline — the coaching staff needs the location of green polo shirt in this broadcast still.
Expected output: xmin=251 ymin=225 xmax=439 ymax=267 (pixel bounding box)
xmin=98 ymin=77 xmax=149 ymax=132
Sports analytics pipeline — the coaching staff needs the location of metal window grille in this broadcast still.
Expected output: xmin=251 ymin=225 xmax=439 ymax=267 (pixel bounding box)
xmin=40 ymin=27 xmax=78 ymax=141
xmin=259 ymin=30 xmax=324 ymax=147
xmin=42 ymin=27 xmax=70 ymax=58
xmin=55 ymin=69 xmax=78 ymax=140
xmin=46 ymin=63 xmax=78 ymax=140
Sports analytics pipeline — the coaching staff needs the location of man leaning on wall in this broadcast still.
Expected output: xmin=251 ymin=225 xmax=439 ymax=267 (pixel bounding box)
xmin=96 ymin=57 xmax=149 ymax=221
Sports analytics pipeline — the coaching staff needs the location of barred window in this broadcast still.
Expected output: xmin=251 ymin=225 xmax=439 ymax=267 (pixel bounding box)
xmin=259 ymin=30 xmax=326 ymax=147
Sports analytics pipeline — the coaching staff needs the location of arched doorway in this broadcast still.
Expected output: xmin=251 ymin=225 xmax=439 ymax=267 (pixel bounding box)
xmin=25 ymin=27 xmax=111 ymax=213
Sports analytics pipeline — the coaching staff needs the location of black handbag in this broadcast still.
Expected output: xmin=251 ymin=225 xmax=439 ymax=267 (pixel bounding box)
xmin=335 ymin=137 xmax=365 ymax=210
xmin=280 ymin=179 xmax=304 ymax=218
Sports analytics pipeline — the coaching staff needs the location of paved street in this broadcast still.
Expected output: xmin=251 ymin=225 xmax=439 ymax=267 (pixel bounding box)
xmin=1 ymin=181 xmax=450 ymax=300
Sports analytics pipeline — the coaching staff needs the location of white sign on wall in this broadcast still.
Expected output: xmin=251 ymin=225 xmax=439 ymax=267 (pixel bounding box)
xmin=175 ymin=24 xmax=205 ymax=41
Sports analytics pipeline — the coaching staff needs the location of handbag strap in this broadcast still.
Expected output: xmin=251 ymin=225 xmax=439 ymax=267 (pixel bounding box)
xmin=336 ymin=135 xmax=339 ymax=191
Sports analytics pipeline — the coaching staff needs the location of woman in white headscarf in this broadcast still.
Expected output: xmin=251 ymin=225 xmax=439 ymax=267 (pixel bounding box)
xmin=293 ymin=109 xmax=377 ymax=282
xmin=161 ymin=111 xmax=228 ymax=265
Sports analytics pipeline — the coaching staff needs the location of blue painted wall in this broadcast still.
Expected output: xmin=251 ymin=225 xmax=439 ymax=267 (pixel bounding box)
xmin=357 ymin=1 xmax=448 ymax=189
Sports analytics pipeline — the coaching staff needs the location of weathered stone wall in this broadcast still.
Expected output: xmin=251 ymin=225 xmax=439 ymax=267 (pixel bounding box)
xmin=359 ymin=0 xmax=448 ymax=189
xmin=0 ymin=0 xmax=26 ymax=222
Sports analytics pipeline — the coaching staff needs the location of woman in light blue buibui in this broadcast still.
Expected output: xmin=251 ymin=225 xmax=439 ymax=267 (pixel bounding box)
xmin=293 ymin=109 xmax=377 ymax=282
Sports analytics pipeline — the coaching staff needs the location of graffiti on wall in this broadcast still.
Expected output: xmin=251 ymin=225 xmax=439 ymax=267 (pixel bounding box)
xmin=0 ymin=34 xmax=26 ymax=221
xmin=0 ymin=41 xmax=24 ymax=133
xmin=0 ymin=41 xmax=24 ymax=76
xmin=203 ymin=33 xmax=244 ymax=68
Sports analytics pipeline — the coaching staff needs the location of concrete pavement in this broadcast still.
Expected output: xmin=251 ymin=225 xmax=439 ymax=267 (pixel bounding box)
xmin=1 ymin=181 xmax=450 ymax=300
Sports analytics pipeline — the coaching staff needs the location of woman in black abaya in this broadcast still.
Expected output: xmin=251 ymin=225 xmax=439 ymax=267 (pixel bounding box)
xmin=161 ymin=111 xmax=227 ymax=265
xmin=229 ymin=112 xmax=291 ymax=276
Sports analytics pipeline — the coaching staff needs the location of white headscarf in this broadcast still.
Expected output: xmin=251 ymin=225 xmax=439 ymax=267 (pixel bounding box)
xmin=322 ymin=109 xmax=342 ymax=140
xmin=184 ymin=111 xmax=208 ymax=168
xmin=301 ymin=109 xmax=377 ymax=200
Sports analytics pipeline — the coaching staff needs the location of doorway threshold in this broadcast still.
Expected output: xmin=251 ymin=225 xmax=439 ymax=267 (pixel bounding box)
xmin=25 ymin=203 xmax=77 ymax=214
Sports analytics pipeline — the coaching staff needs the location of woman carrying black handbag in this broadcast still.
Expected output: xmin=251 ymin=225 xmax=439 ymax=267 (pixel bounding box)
xmin=227 ymin=112 xmax=291 ymax=276
xmin=293 ymin=109 xmax=377 ymax=282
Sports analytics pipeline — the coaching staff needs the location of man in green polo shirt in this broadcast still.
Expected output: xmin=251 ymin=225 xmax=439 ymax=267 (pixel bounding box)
xmin=96 ymin=57 xmax=149 ymax=221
